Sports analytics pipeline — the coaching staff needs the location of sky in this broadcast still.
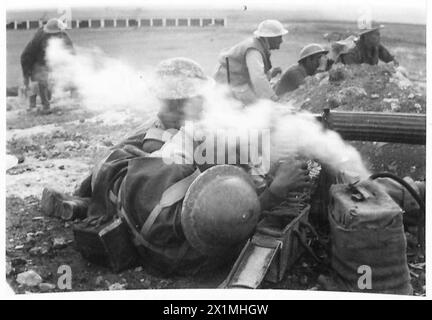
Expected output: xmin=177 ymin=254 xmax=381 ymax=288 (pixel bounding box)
xmin=3 ymin=0 xmax=428 ymax=25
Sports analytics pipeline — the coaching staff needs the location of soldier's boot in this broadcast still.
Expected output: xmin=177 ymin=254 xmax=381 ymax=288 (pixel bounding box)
xmin=28 ymin=95 xmax=37 ymax=111
xmin=38 ymin=81 xmax=51 ymax=114
xmin=61 ymin=198 xmax=91 ymax=221
xmin=41 ymin=188 xmax=90 ymax=220
xmin=41 ymin=188 xmax=66 ymax=217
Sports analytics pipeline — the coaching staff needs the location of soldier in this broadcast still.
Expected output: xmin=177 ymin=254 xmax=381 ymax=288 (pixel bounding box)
xmin=42 ymin=57 xmax=311 ymax=275
xmin=338 ymin=23 xmax=397 ymax=65
xmin=20 ymin=18 xmax=74 ymax=114
xmin=213 ymin=19 xmax=288 ymax=105
xmin=275 ymin=44 xmax=329 ymax=96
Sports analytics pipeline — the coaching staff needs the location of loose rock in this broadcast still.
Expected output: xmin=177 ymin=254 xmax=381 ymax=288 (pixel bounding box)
xmin=16 ymin=270 xmax=43 ymax=287
xmin=95 ymin=276 xmax=104 ymax=286
xmin=52 ymin=237 xmax=68 ymax=250
xmin=109 ymin=283 xmax=127 ymax=290
xmin=39 ymin=283 xmax=56 ymax=292
xmin=6 ymin=262 xmax=14 ymax=276
xmin=29 ymin=247 xmax=43 ymax=256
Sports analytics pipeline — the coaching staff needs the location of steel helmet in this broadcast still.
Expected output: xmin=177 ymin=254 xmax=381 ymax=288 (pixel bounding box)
xmin=155 ymin=57 xmax=210 ymax=99
xmin=181 ymin=165 xmax=261 ymax=256
xmin=43 ymin=18 xmax=67 ymax=34
xmin=298 ymin=43 xmax=329 ymax=62
xmin=253 ymin=20 xmax=288 ymax=38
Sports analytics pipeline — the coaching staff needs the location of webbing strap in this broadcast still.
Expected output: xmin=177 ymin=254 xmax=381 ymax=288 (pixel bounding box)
xmin=140 ymin=168 xmax=200 ymax=237
xmin=117 ymin=181 xmax=191 ymax=265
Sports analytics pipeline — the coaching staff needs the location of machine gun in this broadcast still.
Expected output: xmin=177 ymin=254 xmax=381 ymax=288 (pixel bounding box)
xmin=221 ymin=110 xmax=426 ymax=289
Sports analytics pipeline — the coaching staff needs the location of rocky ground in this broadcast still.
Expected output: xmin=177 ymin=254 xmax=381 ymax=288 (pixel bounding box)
xmin=279 ymin=62 xmax=426 ymax=114
xmin=5 ymin=64 xmax=426 ymax=295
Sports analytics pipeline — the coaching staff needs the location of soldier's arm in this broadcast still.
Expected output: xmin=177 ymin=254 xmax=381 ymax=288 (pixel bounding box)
xmin=338 ymin=48 xmax=361 ymax=65
xmin=274 ymin=67 xmax=305 ymax=96
xmin=20 ymin=35 xmax=39 ymax=78
xmin=245 ymin=49 xmax=279 ymax=101
xmin=62 ymin=32 xmax=75 ymax=53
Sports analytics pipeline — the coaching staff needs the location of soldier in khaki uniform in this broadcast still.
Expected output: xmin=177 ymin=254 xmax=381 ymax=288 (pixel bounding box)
xmin=213 ymin=20 xmax=288 ymax=105
xmin=20 ymin=18 xmax=74 ymax=114
xmin=275 ymin=44 xmax=329 ymax=96
xmin=338 ymin=23 xmax=397 ymax=65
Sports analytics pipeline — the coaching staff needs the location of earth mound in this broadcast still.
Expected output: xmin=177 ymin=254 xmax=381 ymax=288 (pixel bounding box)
xmin=279 ymin=62 xmax=426 ymax=114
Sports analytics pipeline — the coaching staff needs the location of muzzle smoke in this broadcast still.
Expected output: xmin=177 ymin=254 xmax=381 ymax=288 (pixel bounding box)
xmin=46 ymin=38 xmax=159 ymax=116
xmin=198 ymin=85 xmax=370 ymax=179
xmin=46 ymin=39 xmax=369 ymax=179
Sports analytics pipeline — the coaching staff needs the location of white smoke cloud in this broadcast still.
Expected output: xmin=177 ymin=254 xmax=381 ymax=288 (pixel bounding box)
xmin=197 ymin=85 xmax=370 ymax=179
xmin=46 ymin=37 xmax=160 ymax=116
xmin=45 ymin=38 xmax=369 ymax=179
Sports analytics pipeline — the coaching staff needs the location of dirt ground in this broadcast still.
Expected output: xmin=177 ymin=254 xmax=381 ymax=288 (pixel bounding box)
xmin=5 ymin=92 xmax=426 ymax=295
xmin=4 ymin=100 xmax=330 ymax=293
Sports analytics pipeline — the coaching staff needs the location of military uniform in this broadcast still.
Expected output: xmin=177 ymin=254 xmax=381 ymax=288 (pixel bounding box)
xmin=274 ymin=64 xmax=308 ymax=96
xmin=21 ymin=26 xmax=74 ymax=110
xmin=214 ymin=37 xmax=277 ymax=104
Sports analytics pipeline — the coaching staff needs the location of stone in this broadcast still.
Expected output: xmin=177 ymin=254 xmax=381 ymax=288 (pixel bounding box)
xmin=329 ymin=66 xmax=348 ymax=82
xmin=16 ymin=270 xmax=43 ymax=287
xmin=108 ymin=283 xmax=127 ymax=290
xmin=26 ymin=233 xmax=35 ymax=243
xmin=134 ymin=266 xmax=143 ymax=272
xmin=52 ymin=237 xmax=68 ymax=249
xmin=414 ymin=103 xmax=422 ymax=112
xmin=39 ymin=283 xmax=56 ymax=292
xmin=17 ymin=155 xmax=25 ymax=164
xmin=6 ymin=262 xmax=14 ymax=276
xmin=29 ymin=247 xmax=43 ymax=256
xmin=95 ymin=276 xmax=104 ymax=286
xmin=370 ymin=94 xmax=380 ymax=99
xmin=140 ymin=279 xmax=151 ymax=288
xmin=14 ymin=245 xmax=24 ymax=250
xmin=390 ymin=102 xmax=401 ymax=112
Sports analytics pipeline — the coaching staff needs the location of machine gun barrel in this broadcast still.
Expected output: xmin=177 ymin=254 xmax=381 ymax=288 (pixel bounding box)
xmin=315 ymin=110 xmax=426 ymax=145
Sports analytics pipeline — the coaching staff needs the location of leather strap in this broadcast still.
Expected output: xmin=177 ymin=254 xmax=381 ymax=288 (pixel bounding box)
xmin=140 ymin=168 xmax=200 ymax=237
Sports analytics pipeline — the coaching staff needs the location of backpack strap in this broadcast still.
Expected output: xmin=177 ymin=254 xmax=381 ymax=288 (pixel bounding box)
xmin=117 ymin=177 xmax=194 ymax=261
xmin=140 ymin=168 xmax=201 ymax=237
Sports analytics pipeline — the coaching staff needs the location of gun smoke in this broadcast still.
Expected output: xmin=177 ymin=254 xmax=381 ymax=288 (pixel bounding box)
xmin=46 ymin=39 xmax=370 ymax=179
xmin=46 ymin=38 xmax=159 ymax=116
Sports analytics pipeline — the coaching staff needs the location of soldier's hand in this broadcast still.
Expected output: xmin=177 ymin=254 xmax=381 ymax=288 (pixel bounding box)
xmin=268 ymin=159 xmax=311 ymax=198
xmin=317 ymin=55 xmax=329 ymax=72
xmin=269 ymin=67 xmax=282 ymax=78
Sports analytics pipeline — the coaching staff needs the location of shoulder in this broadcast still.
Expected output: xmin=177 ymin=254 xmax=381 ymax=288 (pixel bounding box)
xmin=339 ymin=43 xmax=362 ymax=64
xmin=281 ymin=64 xmax=306 ymax=81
